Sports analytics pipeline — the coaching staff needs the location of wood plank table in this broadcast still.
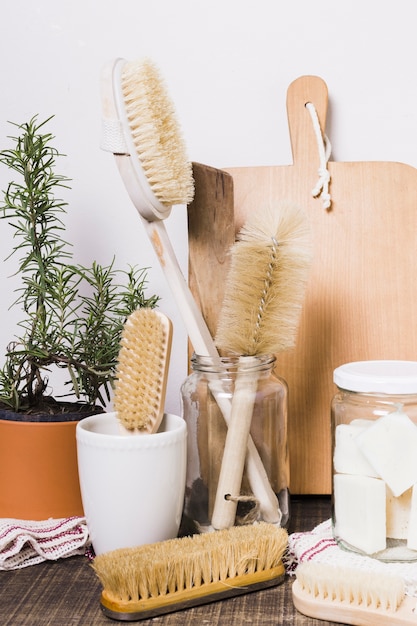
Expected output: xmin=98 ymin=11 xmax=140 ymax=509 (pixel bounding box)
xmin=1 ymin=496 xmax=341 ymax=625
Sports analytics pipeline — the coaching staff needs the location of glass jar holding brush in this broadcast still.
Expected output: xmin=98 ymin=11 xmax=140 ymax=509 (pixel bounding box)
xmin=180 ymin=353 xmax=289 ymax=534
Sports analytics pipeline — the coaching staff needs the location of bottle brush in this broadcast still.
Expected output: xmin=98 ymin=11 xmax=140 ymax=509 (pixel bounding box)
xmin=212 ymin=203 xmax=312 ymax=529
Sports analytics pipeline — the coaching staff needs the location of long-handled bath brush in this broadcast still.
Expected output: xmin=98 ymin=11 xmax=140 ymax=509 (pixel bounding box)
xmin=113 ymin=308 xmax=172 ymax=434
xmin=293 ymin=561 xmax=417 ymax=625
xmin=100 ymin=57 xmax=280 ymax=523
xmin=212 ymin=203 xmax=312 ymax=530
xmin=92 ymin=522 xmax=288 ymax=621
xmin=100 ymin=58 xmax=215 ymax=358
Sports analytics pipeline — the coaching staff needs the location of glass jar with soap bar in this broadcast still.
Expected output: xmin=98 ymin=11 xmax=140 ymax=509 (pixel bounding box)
xmin=332 ymin=360 xmax=417 ymax=562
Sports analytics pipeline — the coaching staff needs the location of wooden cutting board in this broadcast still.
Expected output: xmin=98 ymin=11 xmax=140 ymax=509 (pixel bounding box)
xmin=188 ymin=75 xmax=417 ymax=494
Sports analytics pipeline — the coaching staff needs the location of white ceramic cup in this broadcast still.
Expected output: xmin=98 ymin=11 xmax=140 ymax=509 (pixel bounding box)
xmin=76 ymin=411 xmax=187 ymax=555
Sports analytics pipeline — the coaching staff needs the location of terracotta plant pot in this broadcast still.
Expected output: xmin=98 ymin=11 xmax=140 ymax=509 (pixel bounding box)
xmin=0 ymin=404 xmax=103 ymax=520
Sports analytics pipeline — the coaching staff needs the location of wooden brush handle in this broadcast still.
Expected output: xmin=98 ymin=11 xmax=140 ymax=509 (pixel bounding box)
xmin=140 ymin=217 xmax=217 ymax=358
xmin=211 ymin=357 xmax=261 ymax=530
xmin=207 ymin=376 xmax=280 ymax=524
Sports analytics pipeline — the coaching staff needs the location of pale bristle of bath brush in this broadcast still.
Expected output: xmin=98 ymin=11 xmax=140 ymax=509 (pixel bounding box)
xmin=120 ymin=59 xmax=194 ymax=207
xmin=113 ymin=308 xmax=172 ymax=434
xmin=215 ymin=203 xmax=312 ymax=357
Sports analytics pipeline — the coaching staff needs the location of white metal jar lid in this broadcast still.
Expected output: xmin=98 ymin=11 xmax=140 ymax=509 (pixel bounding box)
xmin=333 ymin=360 xmax=417 ymax=394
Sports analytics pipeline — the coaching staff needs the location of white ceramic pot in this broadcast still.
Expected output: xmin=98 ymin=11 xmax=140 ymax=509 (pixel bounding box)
xmin=76 ymin=411 xmax=187 ymax=555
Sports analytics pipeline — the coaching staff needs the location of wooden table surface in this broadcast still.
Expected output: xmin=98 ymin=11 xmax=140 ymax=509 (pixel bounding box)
xmin=1 ymin=496 xmax=341 ymax=626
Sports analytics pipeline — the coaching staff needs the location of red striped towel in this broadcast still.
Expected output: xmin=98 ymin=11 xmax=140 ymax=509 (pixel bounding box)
xmin=0 ymin=517 xmax=89 ymax=569
xmin=286 ymin=519 xmax=417 ymax=597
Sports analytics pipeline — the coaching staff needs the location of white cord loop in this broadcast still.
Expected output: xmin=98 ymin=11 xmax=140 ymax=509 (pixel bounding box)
xmin=306 ymin=102 xmax=332 ymax=210
xmin=225 ymin=494 xmax=261 ymax=524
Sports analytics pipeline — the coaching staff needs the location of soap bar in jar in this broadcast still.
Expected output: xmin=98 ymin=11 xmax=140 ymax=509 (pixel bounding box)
xmin=333 ymin=473 xmax=386 ymax=554
xmin=356 ymin=409 xmax=417 ymax=497
xmin=332 ymin=360 xmax=417 ymax=562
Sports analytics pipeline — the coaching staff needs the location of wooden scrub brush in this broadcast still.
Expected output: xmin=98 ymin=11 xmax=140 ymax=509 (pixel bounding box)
xmin=92 ymin=522 xmax=288 ymax=621
xmin=113 ymin=307 xmax=172 ymax=434
xmin=293 ymin=561 xmax=417 ymax=625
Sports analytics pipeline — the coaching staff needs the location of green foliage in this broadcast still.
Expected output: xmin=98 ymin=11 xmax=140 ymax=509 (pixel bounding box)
xmin=0 ymin=116 xmax=159 ymax=412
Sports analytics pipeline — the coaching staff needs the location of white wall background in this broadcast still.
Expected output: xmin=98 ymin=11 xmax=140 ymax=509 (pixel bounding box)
xmin=1 ymin=0 xmax=416 ymax=414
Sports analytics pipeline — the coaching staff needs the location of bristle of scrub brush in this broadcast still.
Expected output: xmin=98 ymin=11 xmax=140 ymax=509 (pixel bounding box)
xmin=293 ymin=563 xmax=417 ymax=626
xmin=113 ymin=308 xmax=172 ymax=433
xmin=295 ymin=562 xmax=405 ymax=612
xmin=215 ymin=203 xmax=312 ymax=356
xmin=120 ymin=59 xmax=194 ymax=207
xmin=92 ymin=523 xmax=288 ymax=607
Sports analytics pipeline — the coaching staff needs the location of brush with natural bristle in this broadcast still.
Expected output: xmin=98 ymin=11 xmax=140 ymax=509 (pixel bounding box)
xmin=100 ymin=57 xmax=220 ymax=358
xmin=211 ymin=203 xmax=312 ymax=530
xmin=120 ymin=58 xmax=194 ymax=208
xmin=113 ymin=308 xmax=172 ymax=434
xmin=293 ymin=561 xmax=416 ymax=625
xmin=92 ymin=522 xmax=288 ymax=621
xmin=215 ymin=203 xmax=312 ymax=356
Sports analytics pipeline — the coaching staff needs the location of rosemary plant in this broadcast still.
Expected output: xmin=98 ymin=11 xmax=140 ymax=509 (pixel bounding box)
xmin=0 ymin=116 xmax=159 ymax=413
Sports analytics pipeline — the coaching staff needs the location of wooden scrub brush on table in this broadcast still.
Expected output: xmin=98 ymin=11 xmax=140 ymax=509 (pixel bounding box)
xmin=293 ymin=561 xmax=417 ymax=625
xmin=92 ymin=522 xmax=288 ymax=621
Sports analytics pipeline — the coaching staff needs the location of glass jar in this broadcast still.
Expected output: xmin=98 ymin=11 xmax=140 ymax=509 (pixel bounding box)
xmin=332 ymin=360 xmax=417 ymax=561
xmin=180 ymin=354 xmax=289 ymax=533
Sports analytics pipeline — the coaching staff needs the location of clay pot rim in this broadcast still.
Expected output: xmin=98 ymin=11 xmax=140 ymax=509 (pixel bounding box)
xmin=0 ymin=401 xmax=104 ymax=423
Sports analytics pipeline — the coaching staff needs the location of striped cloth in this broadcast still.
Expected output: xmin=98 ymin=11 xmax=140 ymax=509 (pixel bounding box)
xmin=0 ymin=517 xmax=89 ymax=569
xmin=285 ymin=518 xmax=417 ymax=597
